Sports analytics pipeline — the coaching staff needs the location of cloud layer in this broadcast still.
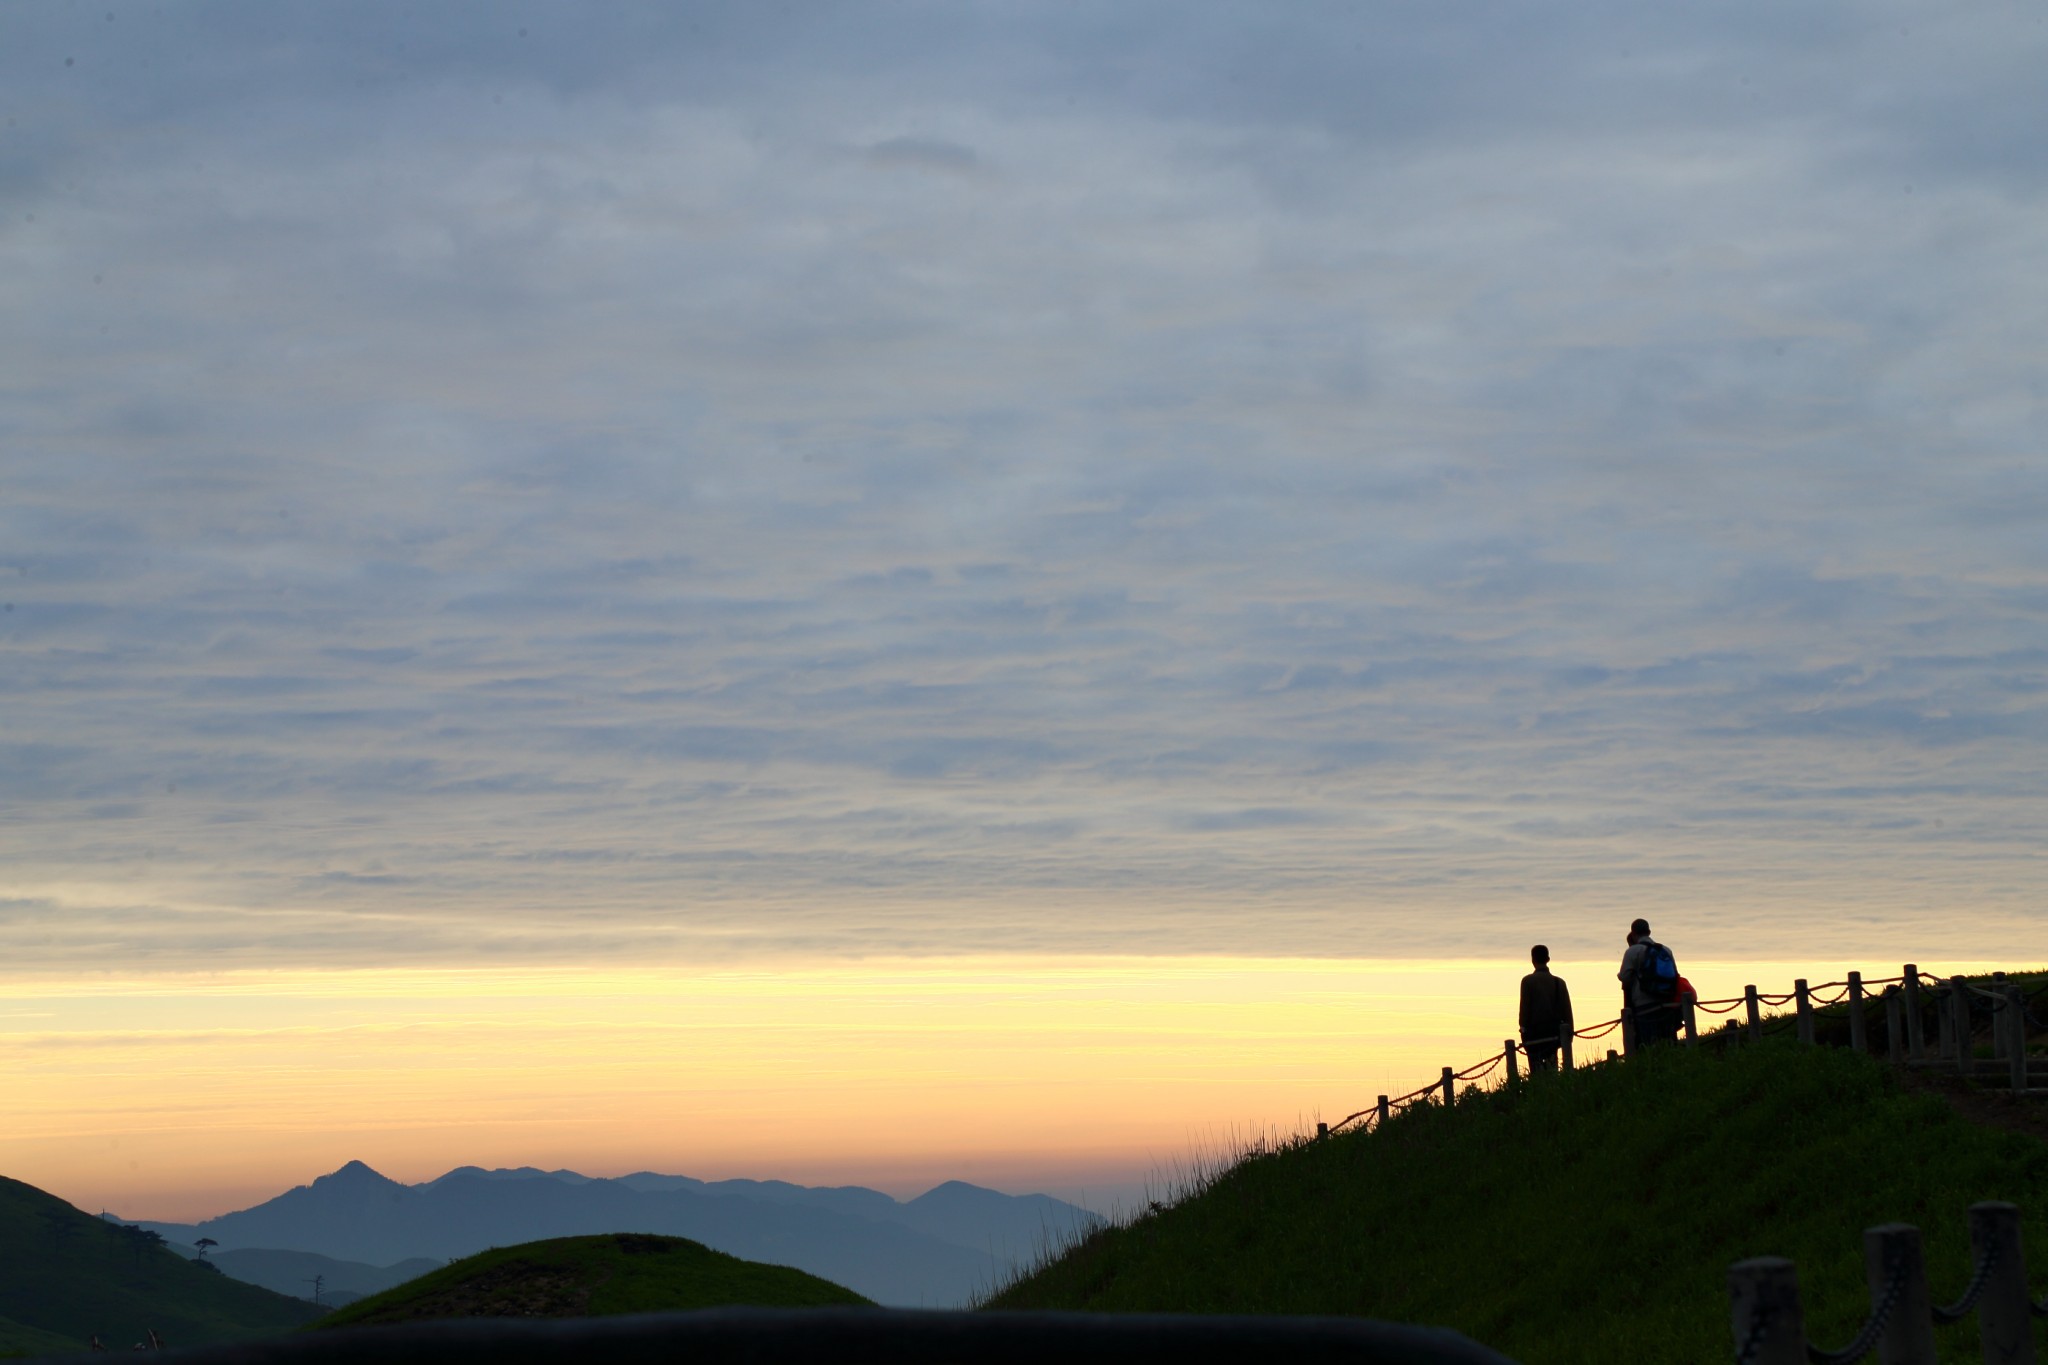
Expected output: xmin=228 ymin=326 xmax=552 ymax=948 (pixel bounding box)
xmin=4 ymin=2 xmax=2046 ymax=968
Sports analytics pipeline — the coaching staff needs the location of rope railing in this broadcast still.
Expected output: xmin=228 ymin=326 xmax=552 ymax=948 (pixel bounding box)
xmin=1730 ymin=1206 xmax=2036 ymax=1365
xmin=1323 ymin=961 xmax=2039 ymax=1141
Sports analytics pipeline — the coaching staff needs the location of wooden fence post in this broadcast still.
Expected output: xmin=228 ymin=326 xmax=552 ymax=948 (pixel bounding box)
xmin=1503 ymin=1040 xmax=1519 ymax=1087
xmin=1682 ymin=993 xmax=1698 ymax=1048
xmin=1886 ymin=991 xmax=1905 ymax=1064
xmin=2007 ymin=987 xmax=2027 ymax=1095
xmin=1727 ymin=1257 xmax=1807 ymax=1365
xmin=1968 ymin=1201 xmax=2035 ymax=1365
xmin=1606 ymin=1049 xmax=1618 ymax=1064
xmin=1992 ymin=973 xmax=2011 ymax=1062
xmin=1316 ymin=1122 xmax=1328 ymax=1140
xmin=1902 ymin=964 xmax=1925 ymax=1060
xmin=1377 ymin=1094 xmax=1390 ymax=1128
xmin=1795 ymin=979 xmax=1814 ymax=1045
xmin=1951 ymin=979 xmax=1974 ymax=1077
xmin=1745 ymin=984 xmax=1762 ymax=1043
xmin=1935 ymin=981 xmax=1953 ymax=1062
xmin=1560 ymin=1030 xmax=1574 ymax=1071
xmin=1439 ymin=1067 xmax=1455 ymax=1107
xmin=1863 ymin=1223 xmax=1936 ymax=1365
xmin=1848 ymin=971 xmax=1868 ymax=1053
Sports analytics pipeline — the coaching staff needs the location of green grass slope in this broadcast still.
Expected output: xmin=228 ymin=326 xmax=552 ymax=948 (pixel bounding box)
xmin=0 ymin=1313 xmax=80 ymax=1361
xmin=0 ymin=1176 xmax=322 ymax=1354
xmin=315 ymin=1232 xmax=872 ymax=1328
xmin=987 ymin=1042 xmax=2048 ymax=1365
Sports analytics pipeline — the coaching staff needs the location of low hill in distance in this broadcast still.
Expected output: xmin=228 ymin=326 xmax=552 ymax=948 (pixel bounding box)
xmin=988 ymin=1035 xmax=2048 ymax=1364
xmin=136 ymin=1164 xmax=1096 ymax=1306
xmin=207 ymin=1248 xmax=445 ymax=1309
xmin=0 ymin=1175 xmax=321 ymax=1358
xmin=316 ymin=1233 xmax=871 ymax=1329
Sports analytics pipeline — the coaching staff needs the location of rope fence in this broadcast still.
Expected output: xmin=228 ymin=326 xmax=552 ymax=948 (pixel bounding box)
xmin=1322 ymin=961 xmax=2043 ymax=1141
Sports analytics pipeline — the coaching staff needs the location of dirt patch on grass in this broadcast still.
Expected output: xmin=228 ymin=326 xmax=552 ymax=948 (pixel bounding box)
xmin=1900 ymin=1066 xmax=2048 ymax=1145
xmin=383 ymin=1259 xmax=603 ymax=1321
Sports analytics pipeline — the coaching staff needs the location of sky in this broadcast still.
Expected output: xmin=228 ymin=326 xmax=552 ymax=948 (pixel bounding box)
xmin=3 ymin=2 xmax=2045 ymax=1217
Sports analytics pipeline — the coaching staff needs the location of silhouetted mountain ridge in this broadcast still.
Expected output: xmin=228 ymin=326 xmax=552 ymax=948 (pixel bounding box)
xmin=134 ymin=1162 xmax=1100 ymax=1307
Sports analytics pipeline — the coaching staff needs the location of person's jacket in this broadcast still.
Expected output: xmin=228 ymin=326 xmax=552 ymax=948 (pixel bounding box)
xmin=1519 ymin=968 xmax=1573 ymax=1041
xmin=1618 ymin=937 xmax=1668 ymax=1009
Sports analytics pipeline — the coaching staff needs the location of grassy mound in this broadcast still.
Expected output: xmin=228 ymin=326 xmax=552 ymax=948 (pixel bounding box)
xmin=0 ymin=1176 xmax=321 ymax=1355
xmin=987 ymin=1042 xmax=2048 ymax=1364
xmin=0 ymin=1312 xmax=81 ymax=1360
xmin=316 ymin=1232 xmax=871 ymax=1327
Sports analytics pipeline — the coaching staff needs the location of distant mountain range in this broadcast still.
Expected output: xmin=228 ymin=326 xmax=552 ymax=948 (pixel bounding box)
xmin=132 ymin=1162 xmax=1102 ymax=1307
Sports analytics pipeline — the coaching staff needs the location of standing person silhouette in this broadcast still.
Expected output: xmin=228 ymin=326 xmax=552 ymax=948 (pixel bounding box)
xmin=1619 ymin=917 xmax=1678 ymax=1047
xmin=1519 ymin=945 xmax=1573 ymax=1072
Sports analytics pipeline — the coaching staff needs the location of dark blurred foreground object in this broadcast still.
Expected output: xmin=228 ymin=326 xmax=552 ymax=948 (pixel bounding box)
xmin=38 ymin=1307 xmax=1521 ymax=1364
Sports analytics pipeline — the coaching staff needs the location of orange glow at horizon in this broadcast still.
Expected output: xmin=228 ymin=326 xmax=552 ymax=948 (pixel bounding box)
xmin=1 ymin=954 xmax=1999 ymax=1222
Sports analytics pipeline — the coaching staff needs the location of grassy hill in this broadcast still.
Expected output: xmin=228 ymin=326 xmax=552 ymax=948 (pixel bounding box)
xmin=0 ymin=1313 xmax=80 ymax=1361
xmin=987 ymin=1039 xmax=2048 ymax=1365
xmin=315 ymin=1232 xmax=872 ymax=1328
xmin=0 ymin=1176 xmax=321 ymax=1357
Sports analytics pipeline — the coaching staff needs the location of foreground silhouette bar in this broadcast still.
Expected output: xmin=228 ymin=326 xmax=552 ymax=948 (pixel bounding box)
xmin=59 ymin=1308 xmax=1523 ymax=1364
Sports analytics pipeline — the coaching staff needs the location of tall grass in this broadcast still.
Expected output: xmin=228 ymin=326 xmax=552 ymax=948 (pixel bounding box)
xmin=986 ymin=1040 xmax=2048 ymax=1365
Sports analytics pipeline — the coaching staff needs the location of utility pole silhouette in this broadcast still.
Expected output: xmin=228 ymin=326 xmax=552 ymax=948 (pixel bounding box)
xmin=303 ymin=1274 xmax=324 ymax=1305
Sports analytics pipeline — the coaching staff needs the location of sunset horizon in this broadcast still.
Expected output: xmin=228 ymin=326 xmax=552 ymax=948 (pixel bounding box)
xmin=5 ymin=6 xmax=2044 ymax=1344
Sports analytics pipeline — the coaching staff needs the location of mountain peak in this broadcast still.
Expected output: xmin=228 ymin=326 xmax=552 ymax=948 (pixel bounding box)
xmin=420 ymin=1165 xmax=595 ymax=1188
xmin=316 ymin=1160 xmax=399 ymax=1187
xmin=910 ymin=1180 xmax=995 ymax=1202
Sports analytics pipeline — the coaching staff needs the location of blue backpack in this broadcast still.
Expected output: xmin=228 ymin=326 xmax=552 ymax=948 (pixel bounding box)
xmin=1639 ymin=941 xmax=1679 ymax=1000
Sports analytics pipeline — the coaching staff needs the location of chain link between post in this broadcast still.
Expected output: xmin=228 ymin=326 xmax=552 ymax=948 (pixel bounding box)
xmin=1733 ymin=1300 xmax=1773 ymax=1365
xmin=1804 ymin=1244 xmax=1908 ymax=1365
xmin=1930 ymin=1237 xmax=1997 ymax=1325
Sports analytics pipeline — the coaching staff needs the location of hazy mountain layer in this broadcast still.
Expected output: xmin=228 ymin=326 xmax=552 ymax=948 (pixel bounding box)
xmin=137 ymin=1163 xmax=1099 ymax=1307
xmin=208 ymin=1247 xmax=445 ymax=1304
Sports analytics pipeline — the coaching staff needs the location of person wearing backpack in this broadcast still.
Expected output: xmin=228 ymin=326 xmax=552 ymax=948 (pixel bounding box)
xmin=1619 ymin=917 xmax=1680 ymax=1047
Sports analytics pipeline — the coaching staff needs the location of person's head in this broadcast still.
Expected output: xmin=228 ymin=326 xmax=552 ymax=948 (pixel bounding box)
xmin=1630 ymin=917 xmax=1651 ymax=941
xmin=1530 ymin=944 xmax=1550 ymax=968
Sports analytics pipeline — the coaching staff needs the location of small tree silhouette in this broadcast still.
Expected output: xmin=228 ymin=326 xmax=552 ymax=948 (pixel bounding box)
xmin=117 ymin=1225 xmax=165 ymax=1266
xmin=193 ymin=1237 xmax=217 ymax=1262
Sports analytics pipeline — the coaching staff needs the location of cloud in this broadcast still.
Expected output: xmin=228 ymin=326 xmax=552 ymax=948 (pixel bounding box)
xmin=863 ymin=136 xmax=979 ymax=175
xmin=0 ymin=2 xmax=2044 ymax=970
